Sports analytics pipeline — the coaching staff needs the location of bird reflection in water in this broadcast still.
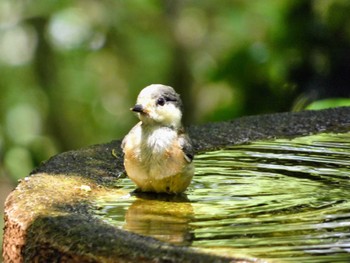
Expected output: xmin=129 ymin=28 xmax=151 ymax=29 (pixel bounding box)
xmin=124 ymin=192 xmax=194 ymax=246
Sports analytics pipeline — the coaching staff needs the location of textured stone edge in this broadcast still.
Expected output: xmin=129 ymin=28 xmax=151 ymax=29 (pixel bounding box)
xmin=189 ymin=106 xmax=350 ymax=151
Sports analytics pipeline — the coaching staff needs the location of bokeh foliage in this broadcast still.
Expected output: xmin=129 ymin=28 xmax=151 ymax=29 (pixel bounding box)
xmin=1 ymin=0 xmax=350 ymax=182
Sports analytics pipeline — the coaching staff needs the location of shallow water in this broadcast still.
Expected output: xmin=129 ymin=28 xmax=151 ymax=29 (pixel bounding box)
xmin=93 ymin=133 xmax=350 ymax=262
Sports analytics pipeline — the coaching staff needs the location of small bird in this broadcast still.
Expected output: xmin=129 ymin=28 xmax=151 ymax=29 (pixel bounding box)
xmin=122 ymin=84 xmax=194 ymax=194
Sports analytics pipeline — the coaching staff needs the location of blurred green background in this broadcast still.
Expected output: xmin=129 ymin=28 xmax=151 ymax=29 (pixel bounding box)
xmin=1 ymin=0 xmax=350 ymax=255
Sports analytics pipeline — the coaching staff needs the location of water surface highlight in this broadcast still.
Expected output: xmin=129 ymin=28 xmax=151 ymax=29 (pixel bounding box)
xmin=94 ymin=132 xmax=350 ymax=262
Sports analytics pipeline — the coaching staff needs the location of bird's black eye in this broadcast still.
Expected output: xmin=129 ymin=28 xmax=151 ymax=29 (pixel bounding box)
xmin=156 ymin=97 xmax=165 ymax=106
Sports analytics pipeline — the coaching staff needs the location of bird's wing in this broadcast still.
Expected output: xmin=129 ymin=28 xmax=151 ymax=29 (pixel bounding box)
xmin=178 ymin=132 xmax=194 ymax=163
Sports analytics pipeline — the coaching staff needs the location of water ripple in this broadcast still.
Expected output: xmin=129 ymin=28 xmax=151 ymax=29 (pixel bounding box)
xmin=93 ymin=132 xmax=350 ymax=262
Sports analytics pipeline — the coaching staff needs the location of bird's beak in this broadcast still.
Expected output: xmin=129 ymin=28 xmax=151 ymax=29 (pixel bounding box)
xmin=131 ymin=104 xmax=144 ymax=113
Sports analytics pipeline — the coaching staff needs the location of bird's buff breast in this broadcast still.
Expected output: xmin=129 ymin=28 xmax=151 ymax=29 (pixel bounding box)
xmin=123 ymin=127 xmax=194 ymax=193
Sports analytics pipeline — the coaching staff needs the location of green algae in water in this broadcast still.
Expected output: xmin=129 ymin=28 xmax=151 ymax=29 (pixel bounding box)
xmin=93 ymin=133 xmax=350 ymax=262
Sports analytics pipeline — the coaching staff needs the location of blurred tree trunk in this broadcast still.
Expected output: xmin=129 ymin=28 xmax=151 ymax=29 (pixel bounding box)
xmin=30 ymin=17 xmax=69 ymax=151
xmin=164 ymin=0 xmax=194 ymax=126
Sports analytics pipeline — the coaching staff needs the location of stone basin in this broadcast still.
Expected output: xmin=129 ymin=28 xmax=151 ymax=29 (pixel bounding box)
xmin=3 ymin=107 xmax=350 ymax=262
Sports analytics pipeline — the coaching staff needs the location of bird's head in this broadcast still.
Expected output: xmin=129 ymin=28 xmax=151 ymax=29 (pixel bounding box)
xmin=131 ymin=84 xmax=183 ymax=128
